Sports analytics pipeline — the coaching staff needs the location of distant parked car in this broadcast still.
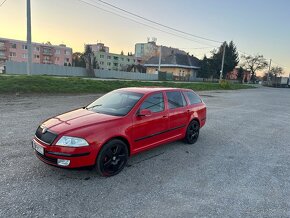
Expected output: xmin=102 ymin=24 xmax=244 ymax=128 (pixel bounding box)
xmin=32 ymin=87 xmax=207 ymax=176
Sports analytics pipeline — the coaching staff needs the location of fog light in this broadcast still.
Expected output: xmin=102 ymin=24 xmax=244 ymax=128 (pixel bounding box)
xmin=57 ymin=159 xmax=70 ymax=166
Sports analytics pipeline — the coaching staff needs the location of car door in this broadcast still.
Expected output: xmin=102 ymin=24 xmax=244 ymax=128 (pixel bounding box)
xmin=165 ymin=91 xmax=189 ymax=137
xmin=132 ymin=92 xmax=169 ymax=152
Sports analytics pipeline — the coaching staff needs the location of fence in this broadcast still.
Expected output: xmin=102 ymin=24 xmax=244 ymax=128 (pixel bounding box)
xmin=5 ymin=61 xmax=158 ymax=81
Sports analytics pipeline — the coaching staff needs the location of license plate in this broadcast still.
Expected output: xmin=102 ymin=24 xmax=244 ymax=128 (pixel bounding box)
xmin=32 ymin=140 xmax=44 ymax=155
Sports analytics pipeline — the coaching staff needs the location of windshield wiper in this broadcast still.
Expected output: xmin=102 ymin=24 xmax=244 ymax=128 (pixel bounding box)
xmin=86 ymin=104 xmax=102 ymax=110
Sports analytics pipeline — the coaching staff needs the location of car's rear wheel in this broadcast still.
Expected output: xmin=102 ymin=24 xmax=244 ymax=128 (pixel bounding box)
xmin=96 ymin=139 xmax=128 ymax=177
xmin=184 ymin=120 xmax=200 ymax=144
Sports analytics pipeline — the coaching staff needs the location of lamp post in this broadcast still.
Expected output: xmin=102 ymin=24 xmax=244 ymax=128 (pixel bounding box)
xmin=219 ymin=41 xmax=226 ymax=82
xmin=26 ymin=0 xmax=32 ymax=75
xmin=158 ymin=45 xmax=162 ymax=72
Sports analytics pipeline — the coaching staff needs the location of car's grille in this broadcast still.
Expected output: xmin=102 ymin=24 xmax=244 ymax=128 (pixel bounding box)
xmin=35 ymin=126 xmax=58 ymax=145
xmin=35 ymin=151 xmax=58 ymax=164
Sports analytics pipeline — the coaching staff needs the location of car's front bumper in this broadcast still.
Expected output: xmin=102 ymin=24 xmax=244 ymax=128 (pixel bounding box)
xmin=32 ymin=138 xmax=97 ymax=168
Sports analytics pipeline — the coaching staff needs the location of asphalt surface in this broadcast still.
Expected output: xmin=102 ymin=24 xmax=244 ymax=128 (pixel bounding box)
xmin=1 ymin=87 xmax=290 ymax=217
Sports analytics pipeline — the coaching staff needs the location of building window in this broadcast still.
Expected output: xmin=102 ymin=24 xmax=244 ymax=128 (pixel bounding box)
xmin=22 ymin=44 xmax=28 ymax=50
xmin=100 ymin=54 xmax=105 ymax=59
xmin=55 ymin=57 xmax=60 ymax=61
xmin=9 ymin=52 xmax=16 ymax=57
xmin=100 ymin=61 xmax=104 ymax=65
xmin=66 ymin=58 xmax=69 ymax=62
xmin=114 ymin=63 xmax=118 ymax=67
xmin=107 ymin=56 xmax=111 ymax=59
xmin=34 ymin=54 xmax=40 ymax=59
xmin=107 ymin=62 xmax=111 ymax=66
xmin=127 ymin=59 xmax=130 ymax=62
xmin=64 ymin=50 xmax=70 ymax=55
xmin=34 ymin=47 xmax=40 ymax=52
xmin=43 ymin=48 xmax=52 ymax=54
xmin=11 ymin=43 xmax=17 ymax=49
xmin=121 ymin=57 xmax=124 ymax=61
xmin=55 ymin=49 xmax=61 ymax=55
xmin=113 ymin=56 xmax=118 ymax=60
xmin=22 ymin=54 xmax=28 ymax=58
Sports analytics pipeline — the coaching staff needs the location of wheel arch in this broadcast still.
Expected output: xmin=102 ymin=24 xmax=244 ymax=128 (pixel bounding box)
xmin=101 ymin=136 xmax=131 ymax=157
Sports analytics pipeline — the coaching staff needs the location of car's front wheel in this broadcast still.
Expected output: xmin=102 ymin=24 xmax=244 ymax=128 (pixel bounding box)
xmin=96 ymin=139 xmax=128 ymax=177
xmin=184 ymin=120 xmax=200 ymax=144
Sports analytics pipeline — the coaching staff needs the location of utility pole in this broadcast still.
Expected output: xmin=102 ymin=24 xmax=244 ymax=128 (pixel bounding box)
xmin=26 ymin=0 xmax=32 ymax=75
xmin=267 ymin=59 xmax=272 ymax=86
xmin=158 ymin=45 xmax=162 ymax=72
xmin=219 ymin=41 xmax=226 ymax=82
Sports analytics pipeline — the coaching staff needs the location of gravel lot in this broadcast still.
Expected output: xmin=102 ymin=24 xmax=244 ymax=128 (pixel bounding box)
xmin=1 ymin=87 xmax=290 ymax=217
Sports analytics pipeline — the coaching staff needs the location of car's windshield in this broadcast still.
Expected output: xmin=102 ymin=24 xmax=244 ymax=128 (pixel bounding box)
xmin=86 ymin=91 xmax=143 ymax=116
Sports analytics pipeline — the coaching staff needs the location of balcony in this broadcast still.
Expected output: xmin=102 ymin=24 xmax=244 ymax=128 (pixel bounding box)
xmin=0 ymin=54 xmax=7 ymax=60
xmin=42 ymin=50 xmax=53 ymax=56
xmin=42 ymin=60 xmax=53 ymax=64
xmin=0 ymin=43 xmax=6 ymax=51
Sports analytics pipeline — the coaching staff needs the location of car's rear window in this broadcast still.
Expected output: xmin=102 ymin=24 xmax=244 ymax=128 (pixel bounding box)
xmin=166 ymin=91 xmax=187 ymax=109
xmin=183 ymin=91 xmax=202 ymax=104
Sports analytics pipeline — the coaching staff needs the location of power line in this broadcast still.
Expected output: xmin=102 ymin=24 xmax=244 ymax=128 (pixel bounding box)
xmin=78 ymin=0 xmax=288 ymax=69
xmin=0 ymin=0 xmax=7 ymax=7
xmin=78 ymin=0 xmax=220 ymax=48
xmin=94 ymin=0 xmax=222 ymax=44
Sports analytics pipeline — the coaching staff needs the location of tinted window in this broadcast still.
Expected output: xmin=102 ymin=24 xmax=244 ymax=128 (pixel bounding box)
xmin=166 ymin=91 xmax=186 ymax=109
xmin=184 ymin=91 xmax=202 ymax=104
xmin=86 ymin=91 xmax=143 ymax=116
xmin=140 ymin=93 xmax=164 ymax=113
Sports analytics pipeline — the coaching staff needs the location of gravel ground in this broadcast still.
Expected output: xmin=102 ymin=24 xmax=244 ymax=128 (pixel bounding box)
xmin=0 ymin=87 xmax=290 ymax=217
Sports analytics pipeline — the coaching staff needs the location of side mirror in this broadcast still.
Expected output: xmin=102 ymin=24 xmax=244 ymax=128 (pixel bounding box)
xmin=138 ymin=109 xmax=152 ymax=117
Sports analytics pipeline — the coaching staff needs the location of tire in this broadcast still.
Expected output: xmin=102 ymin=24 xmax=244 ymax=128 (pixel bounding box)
xmin=96 ymin=139 xmax=129 ymax=177
xmin=184 ymin=120 xmax=200 ymax=144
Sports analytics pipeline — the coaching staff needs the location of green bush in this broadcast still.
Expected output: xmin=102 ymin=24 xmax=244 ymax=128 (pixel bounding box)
xmin=219 ymin=80 xmax=231 ymax=89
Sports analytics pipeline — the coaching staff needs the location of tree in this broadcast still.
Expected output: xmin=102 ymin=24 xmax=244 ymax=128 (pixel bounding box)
xmin=198 ymin=55 xmax=214 ymax=78
xmin=198 ymin=41 xmax=239 ymax=79
xmin=271 ymin=66 xmax=283 ymax=77
xmin=241 ymin=54 xmax=268 ymax=82
xmin=237 ymin=66 xmax=244 ymax=83
xmin=83 ymin=45 xmax=96 ymax=77
xmin=72 ymin=52 xmax=86 ymax=68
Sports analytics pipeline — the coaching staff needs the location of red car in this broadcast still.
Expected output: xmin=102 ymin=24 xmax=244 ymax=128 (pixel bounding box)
xmin=32 ymin=87 xmax=206 ymax=176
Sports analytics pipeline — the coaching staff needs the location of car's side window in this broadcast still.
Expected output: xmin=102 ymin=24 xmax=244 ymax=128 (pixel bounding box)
xmin=184 ymin=91 xmax=202 ymax=104
xmin=140 ymin=93 xmax=164 ymax=113
xmin=166 ymin=91 xmax=186 ymax=109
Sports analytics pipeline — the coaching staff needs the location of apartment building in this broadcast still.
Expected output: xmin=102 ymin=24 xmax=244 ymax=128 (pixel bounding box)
xmin=87 ymin=43 xmax=136 ymax=71
xmin=86 ymin=43 xmax=109 ymax=53
xmin=135 ymin=39 xmax=187 ymax=64
xmin=0 ymin=37 xmax=73 ymax=66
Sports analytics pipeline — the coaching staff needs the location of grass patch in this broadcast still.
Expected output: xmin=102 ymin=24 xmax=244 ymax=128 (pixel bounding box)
xmin=0 ymin=75 xmax=254 ymax=94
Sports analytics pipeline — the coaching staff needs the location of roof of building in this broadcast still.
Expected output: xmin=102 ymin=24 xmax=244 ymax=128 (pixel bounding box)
xmin=144 ymin=53 xmax=200 ymax=69
xmin=0 ymin=37 xmax=72 ymax=50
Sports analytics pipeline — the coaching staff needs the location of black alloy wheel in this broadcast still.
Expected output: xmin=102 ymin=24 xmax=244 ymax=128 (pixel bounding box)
xmin=184 ymin=120 xmax=200 ymax=144
xmin=96 ymin=139 xmax=128 ymax=177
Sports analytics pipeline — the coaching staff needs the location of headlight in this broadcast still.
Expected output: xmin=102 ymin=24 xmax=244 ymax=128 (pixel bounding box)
xmin=56 ymin=136 xmax=89 ymax=147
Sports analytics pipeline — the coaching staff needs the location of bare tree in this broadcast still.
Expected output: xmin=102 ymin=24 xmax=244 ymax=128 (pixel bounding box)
xmin=271 ymin=66 xmax=284 ymax=77
xmin=241 ymin=54 xmax=268 ymax=82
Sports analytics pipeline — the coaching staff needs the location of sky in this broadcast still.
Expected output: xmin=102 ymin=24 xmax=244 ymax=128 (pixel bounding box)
xmin=0 ymin=0 xmax=289 ymax=75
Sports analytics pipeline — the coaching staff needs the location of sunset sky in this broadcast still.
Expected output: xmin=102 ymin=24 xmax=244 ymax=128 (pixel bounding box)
xmin=0 ymin=0 xmax=289 ymax=74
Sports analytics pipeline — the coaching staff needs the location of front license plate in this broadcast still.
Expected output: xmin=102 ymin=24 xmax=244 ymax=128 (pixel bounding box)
xmin=32 ymin=140 xmax=44 ymax=155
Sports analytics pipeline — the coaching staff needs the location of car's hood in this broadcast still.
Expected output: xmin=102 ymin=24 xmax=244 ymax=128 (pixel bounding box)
xmin=42 ymin=108 xmax=121 ymax=134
